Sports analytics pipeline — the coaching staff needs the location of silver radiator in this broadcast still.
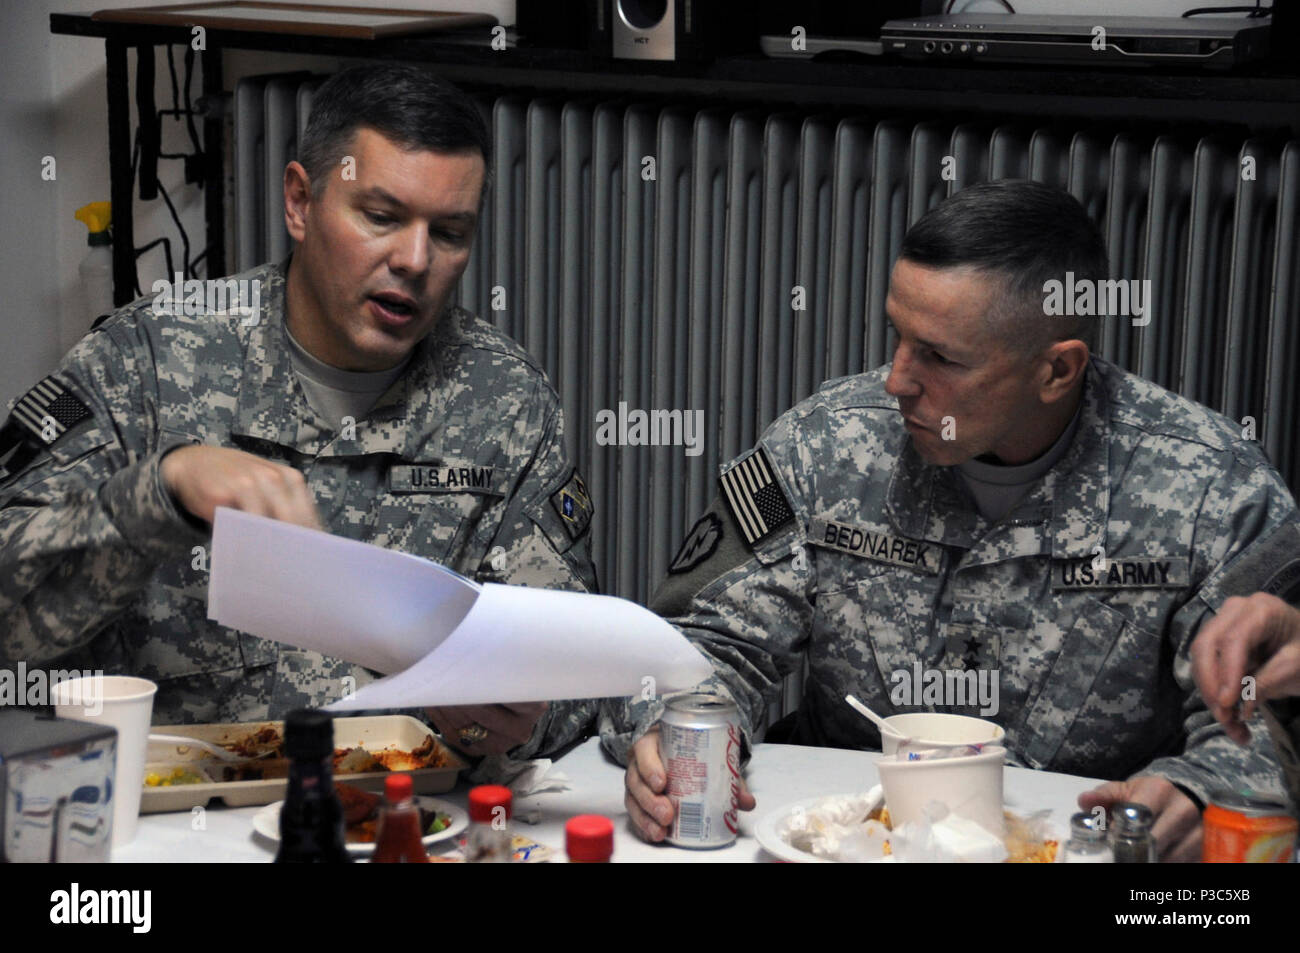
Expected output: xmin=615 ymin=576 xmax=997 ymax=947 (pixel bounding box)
xmin=234 ymin=80 xmax=1300 ymax=730
xmin=232 ymin=73 xmax=322 ymax=271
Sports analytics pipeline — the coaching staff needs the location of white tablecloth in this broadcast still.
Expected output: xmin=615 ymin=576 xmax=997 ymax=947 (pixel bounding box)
xmin=113 ymin=737 xmax=1104 ymax=862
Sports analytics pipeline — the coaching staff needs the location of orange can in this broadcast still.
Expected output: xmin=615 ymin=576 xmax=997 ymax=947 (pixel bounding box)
xmin=1202 ymin=792 xmax=1297 ymax=863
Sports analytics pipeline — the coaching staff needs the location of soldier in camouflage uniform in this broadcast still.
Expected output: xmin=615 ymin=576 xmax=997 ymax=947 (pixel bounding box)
xmin=607 ymin=180 xmax=1300 ymax=859
xmin=0 ymin=64 xmax=598 ymax=762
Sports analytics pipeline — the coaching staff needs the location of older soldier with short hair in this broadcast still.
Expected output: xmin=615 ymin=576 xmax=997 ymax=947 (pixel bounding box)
xmin=605 ymin=179 xmax=1300 ymax=860
xmin=0 ymin=64 xmax=597 ymax=761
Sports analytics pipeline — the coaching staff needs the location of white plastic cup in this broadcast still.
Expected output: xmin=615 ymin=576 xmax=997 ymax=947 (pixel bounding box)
xmin=880 ymin=712 xmax=1004 ymax=756
xmin=52 ymin=675 xmax=157 ymax=849
xmin=876 ymin=744 xmax=1007 ymax=838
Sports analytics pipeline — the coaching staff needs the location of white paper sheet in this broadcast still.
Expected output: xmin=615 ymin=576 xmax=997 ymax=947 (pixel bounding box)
xmin=208 ymin=508 xmax=478 ymax=675
xmin=207 ymin=508 xmax=713 ymax=707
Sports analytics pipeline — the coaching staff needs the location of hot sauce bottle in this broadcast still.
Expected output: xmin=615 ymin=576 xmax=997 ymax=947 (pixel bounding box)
xmin=371 ymin=773 xmax=431 ymax=863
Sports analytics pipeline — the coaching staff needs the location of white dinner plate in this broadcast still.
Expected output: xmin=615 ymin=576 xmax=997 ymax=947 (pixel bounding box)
xmin=253 ymin=795 xmax=468 ymax=857
xmin=754 ymin=793 xmax=892 ymax=864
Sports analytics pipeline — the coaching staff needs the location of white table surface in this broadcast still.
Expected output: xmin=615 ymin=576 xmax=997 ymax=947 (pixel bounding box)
xmin=114 ymin=737 xmax=1104 ymax=862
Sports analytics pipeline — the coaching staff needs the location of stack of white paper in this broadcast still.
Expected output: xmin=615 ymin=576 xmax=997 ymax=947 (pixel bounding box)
xmin=207 ymin=508 xmax=713 ymax=709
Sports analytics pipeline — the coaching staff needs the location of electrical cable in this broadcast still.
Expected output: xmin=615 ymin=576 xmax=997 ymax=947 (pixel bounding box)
xmin=135 ymin=44 xmax=213 ymax=284
xmin=1183 ymin=2 xmax=1269 ymax=16
xmin=183 ymin=46 xmax=203 ymax=158
xmin=154 ymin=179 xmax=193 ymax=287
xmin=133 ymin=238 xmax=175 ymax=295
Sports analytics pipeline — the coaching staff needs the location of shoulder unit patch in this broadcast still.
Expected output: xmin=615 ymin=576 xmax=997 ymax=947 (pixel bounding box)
xmin=550 ymin=468 xmax=593 ymax=541
xmin=668 ymin=512 xmax=723 ymax=574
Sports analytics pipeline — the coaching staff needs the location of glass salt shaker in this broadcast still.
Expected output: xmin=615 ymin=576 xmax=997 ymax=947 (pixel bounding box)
xmin=1064 ymin=811 xmax=1113 ymax=863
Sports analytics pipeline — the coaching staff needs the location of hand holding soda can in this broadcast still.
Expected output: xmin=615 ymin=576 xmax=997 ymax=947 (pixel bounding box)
xmin=658 ymin=694 xmax=744 ymax=848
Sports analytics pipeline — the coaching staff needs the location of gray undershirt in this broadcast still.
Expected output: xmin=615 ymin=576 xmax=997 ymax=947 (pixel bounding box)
xmin=956 ymin=402 xmax=1083 ymax=523
xmin=285 ymin=325 xmax=410 ymax=425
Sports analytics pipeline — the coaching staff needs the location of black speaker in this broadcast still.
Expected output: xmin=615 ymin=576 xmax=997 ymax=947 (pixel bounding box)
xmin=588 ymin=0 xmax=756 ymax=61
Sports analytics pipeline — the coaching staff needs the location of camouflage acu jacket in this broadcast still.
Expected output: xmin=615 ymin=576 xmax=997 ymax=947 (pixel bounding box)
xmin=602 ymin=358 xmax=1300 ymax=811
xmin=0 ymin=259 xmax=598 ymax=759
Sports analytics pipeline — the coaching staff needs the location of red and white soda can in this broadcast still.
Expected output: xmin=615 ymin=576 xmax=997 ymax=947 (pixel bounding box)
xmin=658 ymin=693 xmax=743 ymax=848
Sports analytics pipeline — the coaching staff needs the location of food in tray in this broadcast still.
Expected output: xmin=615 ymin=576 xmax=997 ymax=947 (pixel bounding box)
xmin=222 ymin=725 xmax=283 ymax=759
xmin=335 ymin=782 xmax=451 ymax=844
xmin=141 ymin=716 xmax=464 ymax=816
xmin=203 ymin=727 xmax=451 ymax=781
xmin=144 ymin=766 xmax=207 ymax=787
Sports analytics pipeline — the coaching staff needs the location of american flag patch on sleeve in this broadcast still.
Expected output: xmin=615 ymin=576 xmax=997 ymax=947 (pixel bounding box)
xmin=719 ymin=446 xmax=795 ymax=547
xmin=9 ymin=377 xmax=92 ymax=446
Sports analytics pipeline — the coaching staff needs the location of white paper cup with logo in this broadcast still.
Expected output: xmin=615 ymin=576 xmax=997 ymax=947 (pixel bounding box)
xmin=52 ymin=675 xmax=157 ymax=848
xmin=880 ymin=712 xmax=1004 ymax=756
xmin=876 ymin=744 xmax=1007 ymax=838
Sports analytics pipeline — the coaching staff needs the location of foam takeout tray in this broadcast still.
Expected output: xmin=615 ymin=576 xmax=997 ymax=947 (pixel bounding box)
xmin=140 ymin=714 xmax=466 ymax=813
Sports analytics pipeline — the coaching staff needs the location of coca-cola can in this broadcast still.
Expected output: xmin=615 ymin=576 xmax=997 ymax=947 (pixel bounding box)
xmin=658 ymin=693 xmax=742 ymax=848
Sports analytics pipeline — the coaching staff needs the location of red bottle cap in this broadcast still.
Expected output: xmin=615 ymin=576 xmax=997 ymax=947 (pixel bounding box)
xmin=385 ymin=773 xmax=413 ymax=802
xmin=566 ymin=814 xmax=614 ymax=862
xmin=468 ymin=784 xmax=512 ymax=823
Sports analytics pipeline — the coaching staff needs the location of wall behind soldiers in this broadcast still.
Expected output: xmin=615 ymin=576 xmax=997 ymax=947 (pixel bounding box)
xmin=1 ymin=0 xmax=208 ymax=412
xmin=0 ymin=0 xmax=61 ymax=414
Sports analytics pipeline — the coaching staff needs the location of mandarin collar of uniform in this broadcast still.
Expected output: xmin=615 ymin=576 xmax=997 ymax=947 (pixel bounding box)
xmin=231 ymin=257 xmax=458 ymax=459
xmin=886 ymin=436 xmax=983 ymax=548
xmin=336 ymin=310 xmax=458 ymax=460
xmin=1046 ymin=357 xmax=1111 ymax=559
xmin=230 ymin=257 xmax=331 ymax=452
xmin=884 ymin=357 xmax=1110 ymax=554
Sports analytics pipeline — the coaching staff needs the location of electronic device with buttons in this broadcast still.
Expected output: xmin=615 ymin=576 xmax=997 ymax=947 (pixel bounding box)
xmin=757 ymin=0 xmax=938 ymax=60
xmin=880 ymin=14 xmax=1271 ymax=70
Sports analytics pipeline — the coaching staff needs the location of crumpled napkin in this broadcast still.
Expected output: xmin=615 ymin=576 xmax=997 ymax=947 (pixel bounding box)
xmin=777 ymin=787 xmax=1008 ymax=862
xmin=890 ymin=802 xmax=1008 ymax=863
xmin=466 ymin=756 xmax=571 ymax=824
xmin=778 ymin=788 xmax=891 ymax=861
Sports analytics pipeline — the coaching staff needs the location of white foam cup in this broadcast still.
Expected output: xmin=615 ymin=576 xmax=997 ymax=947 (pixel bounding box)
xmin=880 ymin=712 xmax=1005 ymax=756
xmin=876 ymin=744 xmax=1007 ymax=838
xmin=52 ymin=675 xmax=157 ymax=849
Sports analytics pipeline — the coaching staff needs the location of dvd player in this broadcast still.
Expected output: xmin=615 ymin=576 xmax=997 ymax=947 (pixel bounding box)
xmin=881 ymin=14 xmax=1270 ymax=69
